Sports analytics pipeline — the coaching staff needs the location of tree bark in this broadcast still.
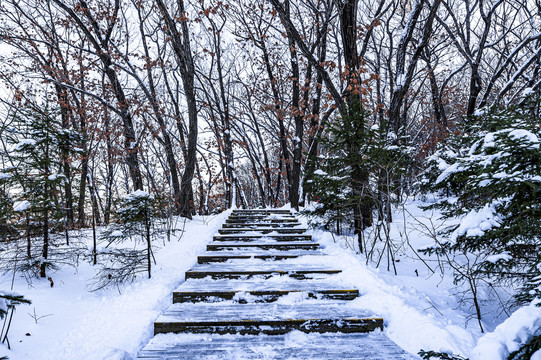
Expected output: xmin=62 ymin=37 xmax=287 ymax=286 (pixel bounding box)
xmin=155 ymin=0 xmax=198 ymax=218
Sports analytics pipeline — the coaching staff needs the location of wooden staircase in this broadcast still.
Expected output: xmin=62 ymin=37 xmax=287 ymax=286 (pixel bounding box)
xmin=137 ymin=209 xmax=412 ymax=359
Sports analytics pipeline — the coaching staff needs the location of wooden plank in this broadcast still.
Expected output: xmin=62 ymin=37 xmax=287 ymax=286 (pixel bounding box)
xmin=232 ymin=210 xmax=292 ymax=214
xmin=175 ymin=277 xmax=357 ymax=293
xmin=173 ymin=289 xmax=359 ymax=303
xmin=222 ymin=223 xmax=302 ymax=228
xmin=184 ymin=269 xmax=341 ymax=280
xmin=213 ymin=234 xmax=312 ymax=241
xmin=207 ymin=243 xmax=319 ymax=251
xmin=155 ymin=318 xmax=383 ymax=335
xmin=198 ymin=249 xmax=322 ymax=257
xmin=218 ymin=228 xmax=307 ymax=234
xmin=138 ymin=332 xmax=414 ymax=359
xmin=226 ymin=217 xmax=298 ymax=223
xmin=197 ymin=254 xmax=309 ymax=263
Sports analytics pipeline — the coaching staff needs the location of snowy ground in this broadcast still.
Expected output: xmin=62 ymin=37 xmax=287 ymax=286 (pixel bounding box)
xmin=0 ymin=201 xmax=537 ymax=359
xmin=0 ymin=211 xmax=230 ymax=360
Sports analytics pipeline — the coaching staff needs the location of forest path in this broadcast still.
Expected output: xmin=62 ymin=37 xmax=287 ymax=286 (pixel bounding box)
xmin=137 ymin=209 xmax=413 ymax=359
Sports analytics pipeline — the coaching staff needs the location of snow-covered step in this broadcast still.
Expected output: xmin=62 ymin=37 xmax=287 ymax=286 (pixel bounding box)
xmin=173 ymin=289 xmax=359 ymax=303
xmin=213 ymin=234 xmax=312 ymax=242
xmin=175 ymin=277 xmax=356 ymax=292
xmin=218 ymin=228 xmax=307 ymax=234
xmin=173 ymin=277 xmax=358 ymax=303
xmin=185 ymin=263 xmax=341 ymax=280
xmin=154 ymin=302 xmax=383 ymax=335
xmin=207 ymin=242 xmax=319 ymax=251
xmin=231 ymin=209 xmax=293 ymax=214
xmin=197 ymin=250 xmax=323 ymax=264
xmin=174 ymin=276 xmax=358 ymax=303
xmin=137 ymin=332 xmax=413 ymax=359
xmin=226 ymin=217 xmax=298 ymax=223
xmin=211 ymin=237 xmax=313 ymax=244
xmin=222 ymin=222 xmax=303 ymax=228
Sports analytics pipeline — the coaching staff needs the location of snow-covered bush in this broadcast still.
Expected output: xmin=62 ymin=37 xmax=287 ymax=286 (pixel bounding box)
xmin=421 ymin=94 xmax=541 ymax=355
xmin=422 ymin=95 xmax=541 ymax=305
xmin=91 ymin=190 xmax=156 ymax=291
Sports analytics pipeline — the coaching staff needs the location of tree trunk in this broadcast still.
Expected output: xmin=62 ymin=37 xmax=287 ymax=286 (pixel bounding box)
xmin=155 ymin=0 xmax=198 ymax=218
xmin=285 ymin=0 xmax=303 ymax=210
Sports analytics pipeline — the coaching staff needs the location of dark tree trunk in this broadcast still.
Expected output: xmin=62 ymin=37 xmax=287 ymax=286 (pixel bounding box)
xmin=156 ymin=0 xmax=198 ymax=219
xmin=467 ymin=64 xmax=482 ymax=117
xmin=285 ymin=0 xmax=303 ymax=210
xmin=55 ymin=84 xmax=74 ymax=231
xmin=423 ymin=50 xmax=448 ymax=131
xmin=77 ymin=144 xmax=88 ymax=227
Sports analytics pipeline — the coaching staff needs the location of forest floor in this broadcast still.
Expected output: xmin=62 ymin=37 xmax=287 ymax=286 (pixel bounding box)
xmin=0 ymin=199 xmax=537 ymax=360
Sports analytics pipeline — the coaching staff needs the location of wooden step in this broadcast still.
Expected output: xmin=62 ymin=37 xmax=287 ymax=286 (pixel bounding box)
xmin=218 ymin=228 xmax=306 ymax=234
xmin=173 ymin=289 xmax=359 ymax=303
xmin=198 ymin=253 xmax=314 ymax=264
xmin=222 ymin=223 xmax=302 ymax=228
xmin=138 ymin=332 xmax=412 ymax=359
xmin=175 ymin=277 xmax=357 ymax=294
xmin=207 ymin=242 xmax=319 ymax=251
xmin=226 ymin=217 xmax=298 ymax=223
xmin=154 ymin=302 xmax=383 ymax=335
xmin=184 ymin=269 xmax=341 ymax=280
xmin=213 ymin=234 xmax=312 ymax=242
xmin=232 ymin=209 xmax=293 ymax=214
xmin=198 ymin=249 xmax=322 ymax=260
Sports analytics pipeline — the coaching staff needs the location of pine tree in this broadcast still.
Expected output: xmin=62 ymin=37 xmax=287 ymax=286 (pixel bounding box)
xmin=116 ymin=190 xmax=155 ymax=279
xmin=422 ymin=93 xmax=541 ymax=305
xmin=305 ymin=100 xmax=374 ymax=241
xmin=0 ymin=184 xmax=15 ymax=242
xmin=92 ymin=190 xmax=156 ymax=290
xmin=1 ymin=105 xmax=80 ymax=278
xmin=305 ymin=100 xmax=412 ymax=251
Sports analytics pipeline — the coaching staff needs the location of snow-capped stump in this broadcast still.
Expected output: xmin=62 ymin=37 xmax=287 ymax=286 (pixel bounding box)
xmin=138 ymin=209 xmax=410 ymax=359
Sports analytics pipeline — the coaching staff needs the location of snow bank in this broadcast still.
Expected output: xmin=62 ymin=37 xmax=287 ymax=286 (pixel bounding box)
xmin=306 ymin=227 xmax=478 ymax=358
xmin=0 ymin=211 xmax=230 ymax=360
xmin=470 ymin=303 xmax=541 ymax=360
